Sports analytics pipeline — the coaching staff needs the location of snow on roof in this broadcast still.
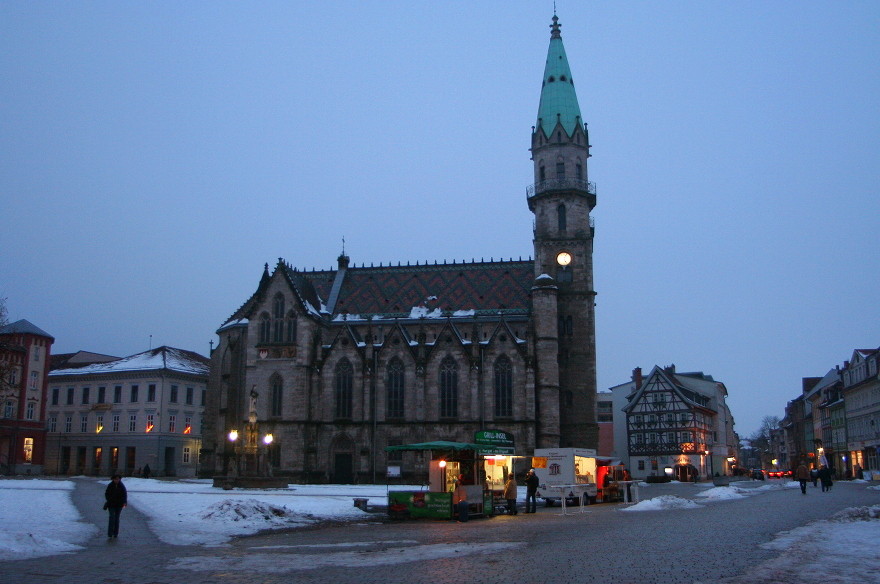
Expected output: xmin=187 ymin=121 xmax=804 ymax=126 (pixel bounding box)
xmin=50 ymin=346 xmax=208 ymax=377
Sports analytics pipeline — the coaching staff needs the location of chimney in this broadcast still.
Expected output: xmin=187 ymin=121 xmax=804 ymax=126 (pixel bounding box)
xmin=632 ymin=367 xmax=643 ymax=390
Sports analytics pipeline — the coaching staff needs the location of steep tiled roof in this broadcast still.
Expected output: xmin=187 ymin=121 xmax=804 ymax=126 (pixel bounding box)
xmin=0 ymin=319 xmax=54 ymax=340
xmin=300 ymin=259 xmax=534 ymax=318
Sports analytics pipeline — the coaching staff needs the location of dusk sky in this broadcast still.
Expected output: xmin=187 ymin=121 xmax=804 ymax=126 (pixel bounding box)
xmin=2 ymin=2 xmax=878 ymax=439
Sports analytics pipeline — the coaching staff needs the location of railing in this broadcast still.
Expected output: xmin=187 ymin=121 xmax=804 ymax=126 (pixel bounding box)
xmin=526 ymin=178 xmax=596 ymax=198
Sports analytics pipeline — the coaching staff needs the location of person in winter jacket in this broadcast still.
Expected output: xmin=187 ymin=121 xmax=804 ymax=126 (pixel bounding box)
xmin=502 ymin=475 xmax=518 ymax=515
xmin=794 ymin=463 xmax=810 ymax=494
xmin=818 ymin=465 xmax=833 ymax=492
xmin=104 ymin=474 xmax=128 ymax=538
xmin=525 ymin=469 xmax=539 ymax=513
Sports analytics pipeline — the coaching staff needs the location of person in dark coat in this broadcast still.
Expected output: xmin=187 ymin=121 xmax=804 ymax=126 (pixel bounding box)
xmin=142 ymin=464 xmax=151 ymax=479
xmin=794 ymin=463 xmax=810 ymax=494
xmin=502 ymin=474 xmax=518 ymax=515
xmin=818 ymin=465 xmax=833 ymax=492
xmin=525 ymin=469 xmax=539 ymax=513
xmin=104 ymin=474 xmax=128 ymax=538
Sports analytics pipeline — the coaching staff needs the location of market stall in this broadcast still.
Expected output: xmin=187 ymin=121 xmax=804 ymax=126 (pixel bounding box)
xmin=385 ymin=436 xmax=518 ymax=520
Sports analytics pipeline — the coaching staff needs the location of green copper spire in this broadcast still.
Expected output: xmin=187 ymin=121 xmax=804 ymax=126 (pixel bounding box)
xmin=536 ymin=15 xmax=582 ymax=139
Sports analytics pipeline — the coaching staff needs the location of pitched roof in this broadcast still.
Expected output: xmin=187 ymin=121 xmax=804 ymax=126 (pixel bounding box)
xmin=0 ymin=319 xmax=54 ymax=340
xmin=49 ymin=346 xmax=208 ymax=377
xmin=50 ymin=351 xmax=121 ymax=371
xmin=299 ymin=259 xmax=534 ymax=318
xmin=536 ymin=15 xmax=583 ymax=138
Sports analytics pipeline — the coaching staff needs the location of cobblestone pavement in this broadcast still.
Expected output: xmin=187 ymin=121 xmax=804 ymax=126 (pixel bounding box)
xmin=1 ymin=479 xmax=877 ymax=584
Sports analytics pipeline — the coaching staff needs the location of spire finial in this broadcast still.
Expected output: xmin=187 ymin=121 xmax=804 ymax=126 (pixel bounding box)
xmin=550 ymin=13 xmax=561 ymax=39
xmin=342 ymin=235 xmax=346 ymax=256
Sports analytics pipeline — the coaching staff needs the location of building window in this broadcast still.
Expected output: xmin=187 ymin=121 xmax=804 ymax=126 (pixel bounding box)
xmin=97 ymin=387 xmax=106 ymax=403
xmin=48 ymin=416 xmax=57 ymax=432
xmin=185 ymin=387 xmax=194 ymax=405
xmin=169 ymin=414 xmax=176 ymax=433
xmin=130 ymin=385 xmax=139 ymax=403
xmin=170 ymin=385 xmax=178 ymax=403
xmin=273 ymin=294 xmax=285 ymax=343
xmin=29 ymin=371 xmax=38 ymax=389
xmin=66 ymin=387 xmax=74 ymax=405
xmin=51 ymin=388 xmax=59 ymax=406
xmin=335 ymin=359 xmax=353 ymax=419
xmin=556 ymin=161 xmax=565 ymax=178
xmin=439 ymin=357 xmax=458 ymax=418
xmin=146 ymin=414 xmax=154 ymax=432
xmin=112 ymin=414 xmax=120 ymax=432
xmin=80 ymin=415 xmax=88 ymax=433
xmin=184 ymin=417 xmax=192 ymax=434
xmin=494 ymin=356 xmax=513 ymax=417
xmin=147 ymin=384 xmax=156 ymax=402
xmin=183 ymin=447 xmax=191 ymax=464
xmin=3 ymin=400 xmax=13 ymax=418
xmin=113 ymin=386 xmax=122 ymax=403
xmin=129 ymin=414 xmax=137 ymax=432
xmin=285 ymin=311 xmax=297 ymax=344
xmin=23 ymin=438 xmax=33 ymax=463
xmin=386 ymin=359 xmax=405 ymax=419
xmin=576 ymin=163 xmax=582 ymax=179
xmin=201 ymin=389 xmax=206 ymax=407
xmin=26 ymin=401 xmax=35 ymax=420
xmin=270 ymin=375 xmax=283 ymax=417
xmin=82 ymin=387 xmax=90 ymax=405
xmin=557 ymin=204 xmax=567 ymax=231
xmin=637 ymin=460 xmax=645 ymax=471
xmin=95 ymin=415 xmax=104 ymax=433
xmin=259 ymin=313 xmax=271 ymax=344
xmin=64 ymin=416 xmax=72 ymax=433
xmin=33 ymin=346 xmax=40 ymax=361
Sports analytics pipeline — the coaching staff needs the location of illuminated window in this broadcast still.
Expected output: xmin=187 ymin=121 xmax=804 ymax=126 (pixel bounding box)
xmin=96 ymin=415 xmax=104 ymax=433
xmin=23 ymin=438 xmax=33 ymax=463
xmin=145 ymin=414 xmax=154 ymax=432
xmin=184 ymin=417 xmax=192 ymax=434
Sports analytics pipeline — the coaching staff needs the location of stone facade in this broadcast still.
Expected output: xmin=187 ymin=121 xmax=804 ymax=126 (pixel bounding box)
xmin=201 ymin=16 xmax=599 ymax=483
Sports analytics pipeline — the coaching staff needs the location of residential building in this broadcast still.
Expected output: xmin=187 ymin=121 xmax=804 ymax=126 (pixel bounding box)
xmin=0 ymin=319 xmax=54 ymax=475
xmin=842 ymin=348 xmax=880 ymax=475
xmin=610 ymin=365 xmax=738 ymax=480
xmin=202 ymin=15 xmax=600 ymax=484
xmin=45 ymin=346 xmax=209 ymax=477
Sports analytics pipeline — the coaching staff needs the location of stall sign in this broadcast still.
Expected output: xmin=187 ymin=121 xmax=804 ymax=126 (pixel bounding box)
xmin=388 ymin=491 xmax=452 ymax=519
xmin=473 ymin=430 xmax=515 ymax=455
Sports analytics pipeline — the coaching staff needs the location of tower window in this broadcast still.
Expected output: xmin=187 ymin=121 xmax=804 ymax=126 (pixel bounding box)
xmin=557 ymin=204 xmax=567 ymax=231
xmin=556 ymin=162 xmax=565 ymax=178
xmin=560 ymin=75 xmax=567 ymax=81
xmin=548 ymin=76 xmax=555 ymax=83
xmin=539 ymin=166 xmax=546 ymax=181
xmin=576 ymin=163 xmax=582 ymax=179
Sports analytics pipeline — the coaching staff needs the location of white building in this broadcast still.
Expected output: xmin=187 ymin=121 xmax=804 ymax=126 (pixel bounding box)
xmin=45 ymin=346 xmax=209 ymax=477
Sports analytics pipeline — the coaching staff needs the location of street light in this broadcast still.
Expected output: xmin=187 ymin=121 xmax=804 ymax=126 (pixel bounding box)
xmin=263 ymin=433 xmax=274 ymax=446
xmin=228 ymin=430 xmax=239 ymax=443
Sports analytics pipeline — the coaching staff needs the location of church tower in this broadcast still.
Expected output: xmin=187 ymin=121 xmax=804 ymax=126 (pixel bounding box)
xmin=529 ymin=15 xmax=598 ymax=449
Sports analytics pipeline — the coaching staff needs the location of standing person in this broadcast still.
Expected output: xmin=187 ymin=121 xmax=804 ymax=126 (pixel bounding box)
xmin=452 ymin=479 xmax=468 ymax=523
xmin=818 ymin=465 xmax=833 ymax=492
xmin=104 ymin=474 xmax=127 ymax=538
xmin=525 ymin=469 xmax=539 ymax=513
xmin=795 ymin=462 xmax=810 ymax=495
xmin=502 ymin=474 xmax=518 ymax=515
xmin=810 ymin=467 xmax=819 ymax=488
xmin=142 ymin=464 xmax=151 ymax=479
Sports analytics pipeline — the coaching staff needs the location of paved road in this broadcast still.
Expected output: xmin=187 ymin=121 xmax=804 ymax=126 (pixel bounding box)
xmin=1 ymin=479 xmax=877 ymax=584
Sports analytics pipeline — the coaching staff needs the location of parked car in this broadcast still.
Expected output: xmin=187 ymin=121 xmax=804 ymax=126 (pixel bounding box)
xmin=750 ymin=469 xmax=765 ymax=480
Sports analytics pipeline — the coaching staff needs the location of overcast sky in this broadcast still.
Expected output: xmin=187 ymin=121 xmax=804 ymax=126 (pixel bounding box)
xmin=2 ymin=2 xmax=878 ymax=439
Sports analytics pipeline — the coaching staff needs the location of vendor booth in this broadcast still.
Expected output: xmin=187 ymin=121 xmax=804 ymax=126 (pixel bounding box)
xmin=385 ymin=433 xmax=519 ymax=520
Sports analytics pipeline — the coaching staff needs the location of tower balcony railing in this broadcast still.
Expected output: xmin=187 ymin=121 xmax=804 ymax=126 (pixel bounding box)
xmin=526 ymin=178 xmax=596 ymax=199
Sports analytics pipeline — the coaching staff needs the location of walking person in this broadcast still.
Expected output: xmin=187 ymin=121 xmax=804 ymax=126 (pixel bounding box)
xmin=818 ymin=465 xmax=833 ymax=492
xmin=795 ymin=462 xmax=810 ymax=495
xmin=525 ymin=468 xmax=539 ymax=513
xmin=502 ymin=473 xmax=518 ymax=515
xmin=104 ymin=474 xmax=127 ymax=538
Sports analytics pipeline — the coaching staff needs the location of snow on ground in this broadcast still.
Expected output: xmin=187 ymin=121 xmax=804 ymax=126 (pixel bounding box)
xmin=1 ymin=475 xmax=879 ymax=584
xmin=0 ymin=479 xmax=98 ymax=560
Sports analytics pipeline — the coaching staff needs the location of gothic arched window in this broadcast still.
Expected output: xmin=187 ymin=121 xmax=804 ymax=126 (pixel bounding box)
xmin=557 ymin=204 xmax=567 ymax=231
xmin=272 ymin=294 xmax=285 ymax=343
xmin=556 ymin=161 xmax=565 ymax=178
xmin=270 ymin=374 xmax=283 ymax=417
xmin=494 ymin=356 xmax=513 ymax=417
xmin=259 ymin=313 xmax=271 ymax=344
xmin=285 ymin=310 xmax=297 ymax=344
xmin=386 ymin=358 xmax=405 ymax=419
xmin=439 ymin=357 xmax=458 ymax=418
xmin=335 ymin=359 xmax=353 ymax=419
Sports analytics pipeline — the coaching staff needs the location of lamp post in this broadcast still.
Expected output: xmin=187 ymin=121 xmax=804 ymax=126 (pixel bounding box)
xmin=228 ymin=430 xmax=239 ymax=477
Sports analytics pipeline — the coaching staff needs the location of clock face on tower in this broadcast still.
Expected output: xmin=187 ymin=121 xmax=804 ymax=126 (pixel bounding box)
xmin=556 ymin=251 xmax=572 ymax=266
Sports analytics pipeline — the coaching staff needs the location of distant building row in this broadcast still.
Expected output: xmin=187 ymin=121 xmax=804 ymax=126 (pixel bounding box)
xmin=0 ymin=319 xmax=208 ymax=477
xmin=771 ymin=347 xmax=880 ymax=477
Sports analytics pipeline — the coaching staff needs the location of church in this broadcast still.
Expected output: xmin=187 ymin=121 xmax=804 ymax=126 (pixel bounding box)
xmin=201 ymin=15 xmax=599 ymax=483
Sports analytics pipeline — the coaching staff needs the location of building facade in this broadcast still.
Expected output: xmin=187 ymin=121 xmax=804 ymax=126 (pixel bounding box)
xmin=0 ymin=319 xmax=54 ymax=475
xmin=843 ymin=349 xmax=880 ymax=474
xmin=610 ymin=365 xmax=738 ymax=480
xmin=45 ymin=346 xmax=209 ymax=477
xmin=201 ymin=15 xmax=600 ymax=484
